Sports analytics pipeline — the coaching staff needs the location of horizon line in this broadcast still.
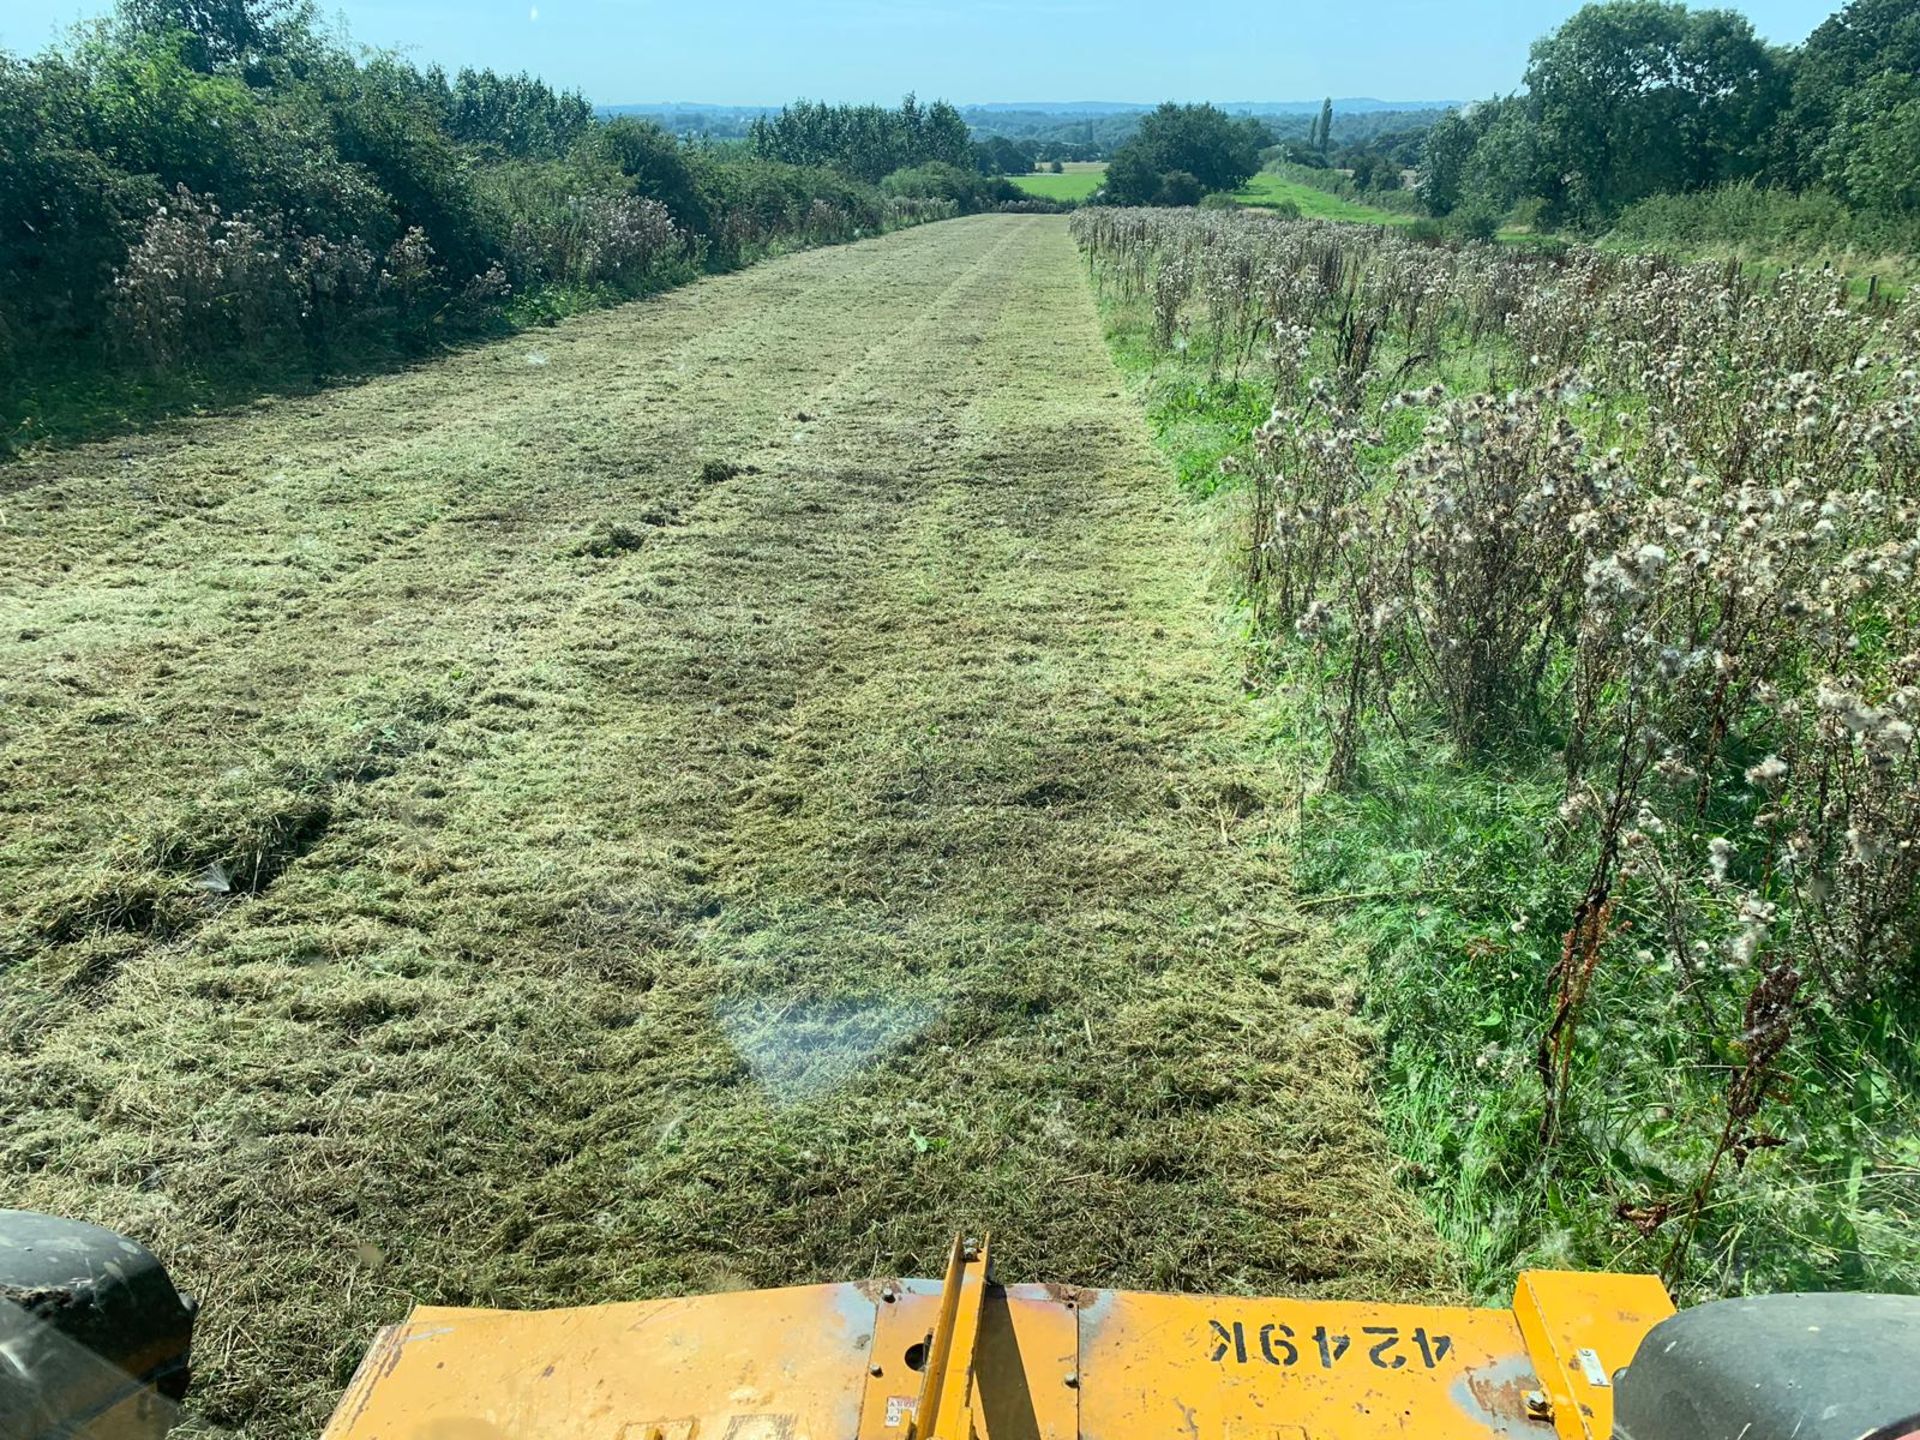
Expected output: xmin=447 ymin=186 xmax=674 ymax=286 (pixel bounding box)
xmin=600 ymin=97 xmax=1463 ymax=110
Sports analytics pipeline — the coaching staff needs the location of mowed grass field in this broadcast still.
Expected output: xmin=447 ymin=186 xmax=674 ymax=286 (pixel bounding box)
xmin=1232 ymin=172 xmax=1416 ymax=224
xmin=0 ymin=215 xmax=1451 ymax=1435
xmin=1009 ymin=162 xmax=1107 ymax=202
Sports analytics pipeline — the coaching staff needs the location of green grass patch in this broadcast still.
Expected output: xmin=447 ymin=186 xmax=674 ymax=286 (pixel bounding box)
xmin=1098 ymin=317 xmax=1268 ymax=494
xmin=1299 ymin=738 xmax=1920 ymax=1299
xmin=1009 ymin=166 xmax=1107 ymax=203
xmin=1232 ymin=173 xmax=1416 ymax=225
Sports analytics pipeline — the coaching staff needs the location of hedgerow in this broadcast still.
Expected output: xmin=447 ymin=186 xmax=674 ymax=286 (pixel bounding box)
xmin=0 ymin=6 xmax=976 ymax=449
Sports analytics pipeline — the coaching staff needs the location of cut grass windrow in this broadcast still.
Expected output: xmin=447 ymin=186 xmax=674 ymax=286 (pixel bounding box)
xmin=0 ymin=215 xmax=1451 ymax=1436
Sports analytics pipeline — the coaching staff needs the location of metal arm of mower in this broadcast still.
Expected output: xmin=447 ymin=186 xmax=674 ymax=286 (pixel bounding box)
xmin=7 ymin=1214 xmax=1917 ymax=1440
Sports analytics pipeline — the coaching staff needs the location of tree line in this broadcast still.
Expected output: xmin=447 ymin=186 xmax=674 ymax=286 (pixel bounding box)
xmin=963 ymin=103 xmax=1447 ymax=171
xmin=746 ymin=95 xmax=1030 ymax=212
xmin=1077 ymin=0 xmax=1912 ymax=239
xmin=1419 ymin=0 xmax=1920 ymax=233
xmin=747 ymin=95 xmax=972 ymax=182
xmin=1089 ymin=100 xmax=1437 ymax=208
xmin=0 ymin=2 xmax=1015 ymax=448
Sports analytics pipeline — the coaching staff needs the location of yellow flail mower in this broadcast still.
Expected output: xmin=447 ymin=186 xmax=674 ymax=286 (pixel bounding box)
xmin=4 ymin=1211 xmax=1917 ymax=1440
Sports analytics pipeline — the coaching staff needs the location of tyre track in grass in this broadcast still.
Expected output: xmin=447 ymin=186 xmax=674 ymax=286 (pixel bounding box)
xmin=0 ymin=215 xmax=1451 ymax=1436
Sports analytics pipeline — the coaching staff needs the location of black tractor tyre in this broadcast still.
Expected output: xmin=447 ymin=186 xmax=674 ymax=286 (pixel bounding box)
xmin=0 ymin=1210 xmax=196 ymax=1439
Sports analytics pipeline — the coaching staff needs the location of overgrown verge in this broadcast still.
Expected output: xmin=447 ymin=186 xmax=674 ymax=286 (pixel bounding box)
xmin=0 ymin=13 xmax=987 ymax=453
xmin=1603 ymin=184 xmax=1920 ymax=287
xmin=1079 ymin=206 xmax=1920 ymax=1300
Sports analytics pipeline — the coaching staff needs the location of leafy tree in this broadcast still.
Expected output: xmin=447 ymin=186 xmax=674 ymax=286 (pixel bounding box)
xmin=1100 ymin=147 xmax=1159 ymax=207
xmin=80 ymin=28 xmax=259 ymax=191
xmin=446 ymin=68 xmax=592 ymax=160
xmin=1820 ymin=70 xmax=1920 ymax=214
xmin=1157 ymin=170 xmax=1204 ymax=206
xmin=750 ymin=95 xmax=971 ymax=184
xmin=1342 ymin=124 xmax=1430 ymax=171
xmin=970 ymin=134 xmax=1035 ymax=177
xmin=1102 ymin=102 xmax=1269 ymax=206
xmin=0 ymin=48 xmax=158 ymax=341
xmin=297 ymin=51 xmax=503 ymax=281
xmin=114 ymin=0 xmax=315 ymax=72
xmin=1415 ymin=0 xmax=1917 ymax=233
xmin=1317 ymin=96 xmax=1334 ymax=158
xmin=1348 ymin=148 xmax=1406 ymax=192
xmin=1457 ymin=97 xmax=1542 ymax=219
xmin=1417 ymin=108 xmax=1482 ymax=215
xmin=918 ymin=99 xmax=973 ymax=172
xmin=1778 ymin=0 xmax=1920 ymax=190
xmin=1524 ymin=1 xmax=1786 ymax=224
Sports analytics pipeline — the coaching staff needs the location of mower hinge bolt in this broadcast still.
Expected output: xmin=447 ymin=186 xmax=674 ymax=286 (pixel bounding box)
xmin=1063 ymin=1372 xmax=1079 ymax=1389
xmin=1524 ymin=1389 xmax=1552 ymax=1422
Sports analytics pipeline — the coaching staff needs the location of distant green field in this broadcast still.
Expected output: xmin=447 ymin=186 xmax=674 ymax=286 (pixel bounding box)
xmin=1231 ymin=173 xmax=1415 ymax=225
xmin=1009 ymin=167 xmax=1106 ymax=202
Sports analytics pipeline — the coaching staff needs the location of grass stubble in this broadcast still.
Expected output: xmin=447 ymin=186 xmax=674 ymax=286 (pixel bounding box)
xmin=0 ymin=216 xmax=1450 ymax=1435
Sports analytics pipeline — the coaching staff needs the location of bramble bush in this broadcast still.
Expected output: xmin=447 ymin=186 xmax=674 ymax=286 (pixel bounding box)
xmin=1078 ymin=205 xmax=1920 ymax=1295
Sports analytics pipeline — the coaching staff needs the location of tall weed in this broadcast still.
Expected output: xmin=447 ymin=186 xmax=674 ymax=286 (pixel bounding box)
xmin=1078 ymin=206 xmax=1920 ymax=1295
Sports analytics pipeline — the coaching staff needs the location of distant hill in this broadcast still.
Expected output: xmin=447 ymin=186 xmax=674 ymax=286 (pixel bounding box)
xmin=1219 ymin=99 xmax=1457 ymax=114
xmin=959 ymin=101 xmax=1151 ymax=114
xmin=595 ymin=103 xmax=773 ymax=140
xmin=603 ymin=99 xmax=1457 ymax=118
xmin=959 ymin=99 xmax=1456 ymax=114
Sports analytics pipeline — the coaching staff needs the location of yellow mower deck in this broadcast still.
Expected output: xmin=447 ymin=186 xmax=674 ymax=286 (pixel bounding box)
xmin=321 ymin=1237 xmax=1673 ymax=1440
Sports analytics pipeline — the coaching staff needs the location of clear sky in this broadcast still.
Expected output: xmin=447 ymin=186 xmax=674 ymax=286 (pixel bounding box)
xmin=0 ymin=0 xmax=1844 ymax=107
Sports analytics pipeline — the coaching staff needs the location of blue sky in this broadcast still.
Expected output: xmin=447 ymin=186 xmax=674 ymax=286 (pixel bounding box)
xmin=0 ymin=0 xmax=1843 ymax=106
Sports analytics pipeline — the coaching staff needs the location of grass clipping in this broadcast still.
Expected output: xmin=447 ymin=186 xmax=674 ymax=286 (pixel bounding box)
xmin=0 ymin=215 xmax=1449 ymax=1435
